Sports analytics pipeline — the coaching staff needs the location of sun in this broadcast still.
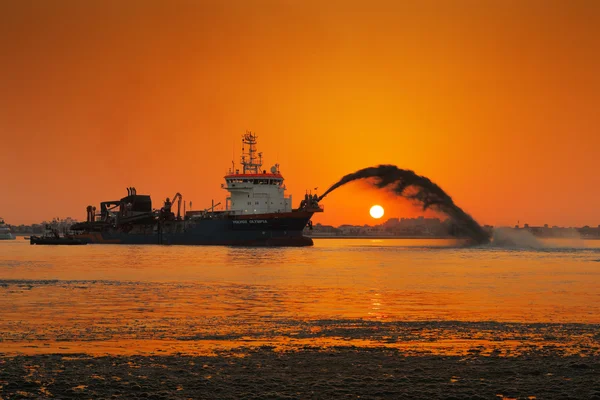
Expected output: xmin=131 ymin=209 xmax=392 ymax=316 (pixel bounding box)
xmin=369 ymin=205 xmax=384 ymax=219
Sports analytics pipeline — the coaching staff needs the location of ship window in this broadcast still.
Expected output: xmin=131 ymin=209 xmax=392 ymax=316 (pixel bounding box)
xmin=255 ymin=201 xmax=259 ymax=205
xmin=248 ymin=202 xmax=251 ymax=205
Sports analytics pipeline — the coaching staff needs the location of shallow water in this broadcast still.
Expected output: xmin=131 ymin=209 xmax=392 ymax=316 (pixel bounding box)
xmin=1 ymin=238 xmax=599 ymax=356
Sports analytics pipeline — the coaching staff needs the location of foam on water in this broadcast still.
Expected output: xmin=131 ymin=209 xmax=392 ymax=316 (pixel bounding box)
xmin=490 ymin=228 xmax=590 ymax=251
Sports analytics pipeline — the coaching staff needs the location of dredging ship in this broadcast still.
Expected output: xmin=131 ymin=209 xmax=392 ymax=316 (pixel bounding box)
xmin=70 ymin=132 xmax=323 ymax=246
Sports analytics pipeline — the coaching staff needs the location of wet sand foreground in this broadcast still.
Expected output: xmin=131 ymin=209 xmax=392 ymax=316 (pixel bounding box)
xmin=1 ymin=349 xmax=599 ymax=399
xmin=1 ymin=320 xmax=599 ymax=399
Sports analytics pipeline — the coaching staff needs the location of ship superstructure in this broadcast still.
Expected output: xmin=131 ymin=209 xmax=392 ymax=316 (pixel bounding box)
xmin=71 ymin=132 xmax=323 ymax=246
xmin=223 ymin=132 xmax=292 ymax=215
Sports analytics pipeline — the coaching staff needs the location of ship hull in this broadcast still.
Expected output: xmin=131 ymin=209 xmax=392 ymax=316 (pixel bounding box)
xmin=73 ymin=211 xmax=315 ymax=246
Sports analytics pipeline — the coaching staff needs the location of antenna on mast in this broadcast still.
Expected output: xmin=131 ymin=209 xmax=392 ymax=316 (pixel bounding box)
xmin=240 ymin=131 xmax=262 ymax=174
xmin=231 ymin=139 xmax=235 ymax=174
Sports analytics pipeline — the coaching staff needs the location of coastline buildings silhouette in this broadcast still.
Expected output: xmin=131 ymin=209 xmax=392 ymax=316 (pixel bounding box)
xmin=5 ymin=217 xmax=600 ymax=239
xmin=306 ymin=217 xmax=600 ymax=239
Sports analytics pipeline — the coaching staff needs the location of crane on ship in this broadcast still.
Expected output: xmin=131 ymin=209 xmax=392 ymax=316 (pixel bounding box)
xmin=163 ymin=193 xmax=183 ymax=220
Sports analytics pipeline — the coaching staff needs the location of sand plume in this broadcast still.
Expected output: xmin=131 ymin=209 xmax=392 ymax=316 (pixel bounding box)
xmin=318 ymin=165 xmax=490 ymax=244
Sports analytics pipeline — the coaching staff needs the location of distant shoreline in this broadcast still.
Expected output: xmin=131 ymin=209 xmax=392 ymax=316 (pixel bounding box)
xmin=309 ymin=235 xmax=600 ymax=240
xmin=9 ymin=233 xmax=600 ymax=240
xmin=308 ymin=235 xmax=456 ymax=240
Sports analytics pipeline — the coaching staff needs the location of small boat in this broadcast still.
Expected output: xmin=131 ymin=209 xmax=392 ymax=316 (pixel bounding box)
xmin=30 ymin=236 xmax=87 ymax=245
xmin=30 ymin=224 xmax=87 ymax=245
xmin=0 ymin=217 xmax=15 ymax=240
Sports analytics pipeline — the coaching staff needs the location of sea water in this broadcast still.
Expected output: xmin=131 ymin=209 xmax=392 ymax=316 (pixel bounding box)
xmin=1 ymin=238 xmax=599 ymax=356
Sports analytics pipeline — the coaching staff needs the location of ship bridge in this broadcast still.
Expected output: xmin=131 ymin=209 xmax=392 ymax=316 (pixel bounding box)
xmin=222 ymin=132 xmax=292 ymax=215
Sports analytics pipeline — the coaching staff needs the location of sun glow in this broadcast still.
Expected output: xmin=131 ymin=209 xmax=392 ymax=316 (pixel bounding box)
xmin=369 ymin=205 xmax=384 ymax=219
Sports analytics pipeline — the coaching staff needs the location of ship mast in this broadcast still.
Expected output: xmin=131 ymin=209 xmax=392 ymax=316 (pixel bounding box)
xmin=240 ymin=131 xmax=263 ymax=174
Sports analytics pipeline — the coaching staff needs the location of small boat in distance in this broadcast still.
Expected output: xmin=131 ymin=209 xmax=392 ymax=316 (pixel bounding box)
xmin=0 ymin=218 xmax=15 ymax=240
xmin=30 ymin=224 xmax=87 ymax=245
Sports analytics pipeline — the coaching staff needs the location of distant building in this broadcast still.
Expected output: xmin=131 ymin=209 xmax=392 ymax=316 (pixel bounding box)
xmin=337 ymin=225 xmax=361 ymax=236
xmin=306 ymin=223 xmax=340 ymax=236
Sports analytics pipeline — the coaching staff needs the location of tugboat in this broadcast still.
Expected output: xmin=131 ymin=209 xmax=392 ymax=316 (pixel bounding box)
xmin=70 ymin=132 xmax=323 ymax=246
xmin=30 ymin=224 xmax=87 ymax=245
xmin=0 ymin=218 xmax=15 ymax=240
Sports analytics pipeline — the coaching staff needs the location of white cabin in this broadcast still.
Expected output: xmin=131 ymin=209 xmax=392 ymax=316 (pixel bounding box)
xmin=222 ymin=132 xmax=292 ymax=215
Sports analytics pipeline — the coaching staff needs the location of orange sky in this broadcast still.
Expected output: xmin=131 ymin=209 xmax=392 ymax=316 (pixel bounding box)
xmin=1 ymin=0 xmax=599 ymax=227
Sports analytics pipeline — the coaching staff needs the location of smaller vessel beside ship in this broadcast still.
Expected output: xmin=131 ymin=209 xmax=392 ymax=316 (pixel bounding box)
xmin=30 ymin=224 xmax=87 ymax=245
xmin=0 ymin=218 xmax=15 ymax=240
xmin=70 ymin=132 xmax=323 ymax=246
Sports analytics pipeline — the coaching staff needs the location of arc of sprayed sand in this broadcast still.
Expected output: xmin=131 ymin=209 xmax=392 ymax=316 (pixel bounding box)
xmin=317 ymin=165 xmax=490 ymax=245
